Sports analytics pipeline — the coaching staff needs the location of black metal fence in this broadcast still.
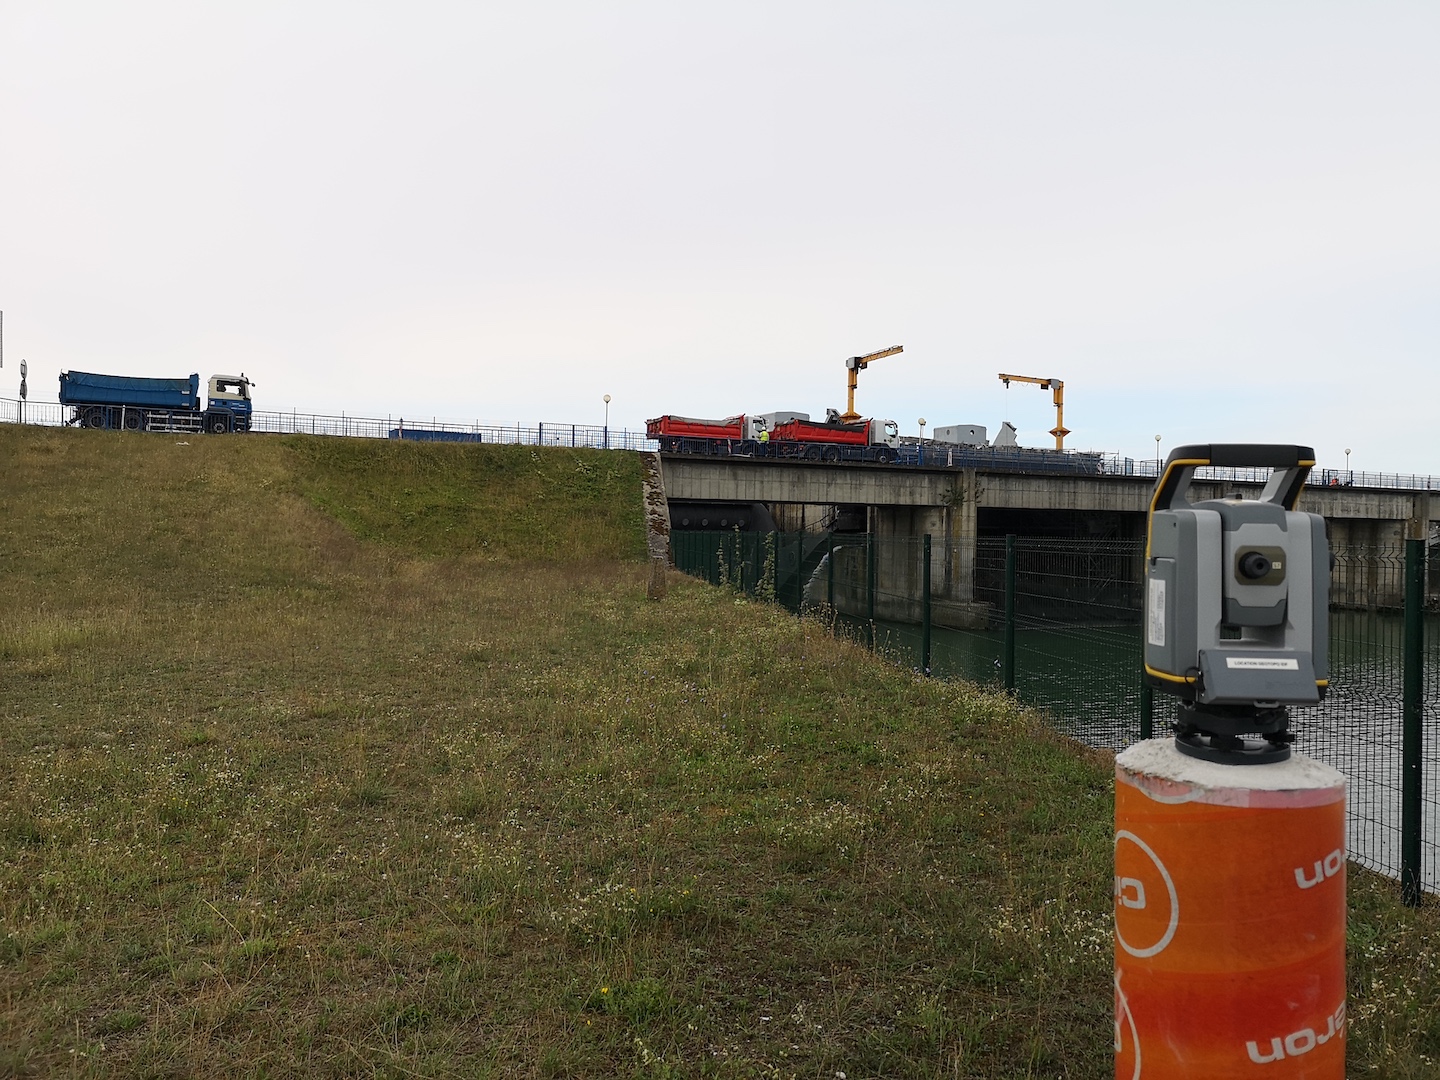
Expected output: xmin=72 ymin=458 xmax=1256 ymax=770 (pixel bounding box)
xmin=0 ymin=396 xmax=657 ymax=451
xmin=671 ymin=530 xmax=1438 ymax=900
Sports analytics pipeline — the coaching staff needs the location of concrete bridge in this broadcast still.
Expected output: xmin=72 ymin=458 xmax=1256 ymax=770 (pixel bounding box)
xmin=657 ymin=455 xmax=1438 ymax=623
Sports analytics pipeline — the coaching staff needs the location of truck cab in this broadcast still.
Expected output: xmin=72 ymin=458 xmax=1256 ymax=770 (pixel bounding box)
xmin=205 ymin=375 xmax=254 ymax=433
xmin=741 ymin=415 xmax=770 ymax=442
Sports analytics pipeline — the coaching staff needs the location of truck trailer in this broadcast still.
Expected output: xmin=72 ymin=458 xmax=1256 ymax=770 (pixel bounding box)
xmin=646 ymin=414 xmax=769 ymax=454
xmin=766 ymin=415 xmax=901 ymax=462
xmin=58 ymin=371 xmax=255 ymax=433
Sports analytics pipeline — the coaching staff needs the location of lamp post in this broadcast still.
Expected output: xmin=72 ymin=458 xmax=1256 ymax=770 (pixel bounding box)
xmin=603 ymin=394 xmax=611 ymax=450
xmin=918 ymin=418 xmax=926 ymax=464
xmin=1345 ymin=447 xmax=1351 ymax=485
xmin=1155 ymin=435 xmax=1162 ymax=471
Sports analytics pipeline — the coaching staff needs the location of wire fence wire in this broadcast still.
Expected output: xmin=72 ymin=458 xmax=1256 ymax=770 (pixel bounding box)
xmin=1285 ymin=547 xmax=1440 ymax=895
xmin=671 ymin=530 xmax=1439 ymax=894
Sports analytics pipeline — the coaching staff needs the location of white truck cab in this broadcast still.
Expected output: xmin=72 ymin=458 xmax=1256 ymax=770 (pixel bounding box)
xmin=741 ymin=415 xmax=770 ymax=441
xmin=208 ymin=375 xmax=252 ymax=402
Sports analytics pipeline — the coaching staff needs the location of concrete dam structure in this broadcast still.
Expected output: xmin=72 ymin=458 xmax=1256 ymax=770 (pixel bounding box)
xmin=657 ymin=455 xmax=1439 ymax=624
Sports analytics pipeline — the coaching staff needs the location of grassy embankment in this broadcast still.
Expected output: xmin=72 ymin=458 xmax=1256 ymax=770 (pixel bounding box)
xmin=0 ymin=425 xmax=1436 ymax=1078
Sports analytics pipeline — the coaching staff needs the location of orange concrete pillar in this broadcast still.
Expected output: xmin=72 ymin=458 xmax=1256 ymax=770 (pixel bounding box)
xmin=1115 ymin=739 xmax=1346 ymax=1078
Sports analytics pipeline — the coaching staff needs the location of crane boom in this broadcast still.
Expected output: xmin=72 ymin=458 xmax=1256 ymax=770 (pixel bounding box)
xmin=998 ymin=372 xmax=1070 ymax=449
xmin=841 ymin=345 xmax=903 ymax=421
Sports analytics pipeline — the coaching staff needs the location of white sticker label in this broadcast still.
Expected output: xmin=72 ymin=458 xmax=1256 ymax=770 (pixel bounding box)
xmin=1225 ymin=657 xmax=1300 ymax=670
xmin=1147 ymin=577 xmax=1166 ymax=647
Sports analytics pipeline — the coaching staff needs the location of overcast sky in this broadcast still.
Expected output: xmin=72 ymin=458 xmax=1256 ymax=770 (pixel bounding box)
xmin=3 ymin=2 xmax=1437 ymax=474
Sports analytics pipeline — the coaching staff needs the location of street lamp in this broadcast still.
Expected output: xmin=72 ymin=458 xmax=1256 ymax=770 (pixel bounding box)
xmin=1345 ymin=448 xmax=1351 ymax=484
xmin=1155 ymin=435 xmax=1162 ymax=471
xmin=918 ymin=418 xmax=926 ymax=439
xmin=603 ymin=394 xmax=611 ymax=449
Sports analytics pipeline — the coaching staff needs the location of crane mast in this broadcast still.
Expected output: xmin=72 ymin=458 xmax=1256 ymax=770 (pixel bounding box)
xmin=841 ymin=345 xmax=903 ymax=421
xmin=998 ymin=372 xmax=1069 ymax=449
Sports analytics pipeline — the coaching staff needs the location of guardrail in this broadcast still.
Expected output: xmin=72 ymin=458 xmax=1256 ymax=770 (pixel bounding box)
xmin=4 ymin=395 xmax=1438 ymax=489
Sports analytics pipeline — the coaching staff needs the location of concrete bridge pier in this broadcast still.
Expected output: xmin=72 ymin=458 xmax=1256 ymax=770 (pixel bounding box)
xmin=1325 ymin=492 xmax=1437 ymax=610
xmin=867 ymin=470 xmax=991 ymax=629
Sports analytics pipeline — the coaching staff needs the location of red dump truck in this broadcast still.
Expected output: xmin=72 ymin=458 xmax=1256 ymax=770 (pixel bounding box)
xmin=647 ymin=411 xmax=900 ymax=462
xmin=767 ymin=415 xmax=900 ymax=463
xmin=647 ymin=415 xmax=766 ymax=454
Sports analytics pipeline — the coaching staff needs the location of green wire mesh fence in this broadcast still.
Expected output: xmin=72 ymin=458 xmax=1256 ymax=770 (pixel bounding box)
xmin=1284 ymin=544 xmax=1438 ymax=902
xmin=671 ymin=530 xmax=1438 ymax=896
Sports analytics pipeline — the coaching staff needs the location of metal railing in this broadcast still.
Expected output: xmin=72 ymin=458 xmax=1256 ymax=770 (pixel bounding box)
xmin=0 ymin=396 xmax=657 ymax=452
xmin=1088 ymin=454 xmax=1440 ymax=491
xmin=672 ymin=530 xmax=1438 ymax=899
xmin=6 ymin=395 xmax=1439 ymax=487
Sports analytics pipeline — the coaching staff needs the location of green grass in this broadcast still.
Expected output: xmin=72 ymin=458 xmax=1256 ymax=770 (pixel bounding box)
xmin=0 ymin=424 xmax=1436 ymax=1078
xmin=285 ymin=436 xmax=647 ymax=561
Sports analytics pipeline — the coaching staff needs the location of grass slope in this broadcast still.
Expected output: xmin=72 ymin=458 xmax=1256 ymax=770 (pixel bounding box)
xmin=285 ymin=437 xmax=647 ymax=562
xmin=0 ymin=425 xmax=1436 ymax=1079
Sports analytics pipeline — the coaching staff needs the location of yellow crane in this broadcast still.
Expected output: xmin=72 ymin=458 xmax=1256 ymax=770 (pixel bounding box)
xmin=840 ymin=345 xmax=903 ymax=421
xmin=998 ymin=372 xmax=1070 ymax=449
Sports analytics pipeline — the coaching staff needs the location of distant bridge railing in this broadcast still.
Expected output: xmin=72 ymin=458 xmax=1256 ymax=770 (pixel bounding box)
xmin=973 ymin=449 xmax=1440 ymax=492
xmin=3 ymin=394 xmax=1438 ymax=489
xmin=1092 ymin=454 xmax=1440 ymax=492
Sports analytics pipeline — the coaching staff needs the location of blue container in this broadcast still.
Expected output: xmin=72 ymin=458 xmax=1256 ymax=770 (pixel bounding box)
xmin=387 ymin=427 xmax=484 ymax=444
xmin=59 ymin=371 xmax=200 ymax=411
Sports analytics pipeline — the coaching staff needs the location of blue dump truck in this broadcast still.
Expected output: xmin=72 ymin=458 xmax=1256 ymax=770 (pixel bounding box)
xmin=58 ymin=371 xmax=255 ymax=433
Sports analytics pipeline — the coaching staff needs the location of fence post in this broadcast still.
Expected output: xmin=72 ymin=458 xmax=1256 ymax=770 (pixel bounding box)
xmin=922 ymin=535 xmax=932 ymax=675
xmin=1402 ymin=535 xmax=1425 ymax=906
xmin=1139 ymin=526 xmax=1154 ymax=742
xmin=768 ymin=532 xmax=778 ymax=601
xmin=866 ymin=533 xmax=876 ymax=650
xmin=1003 ymin=534 xmax=1016 ymax=691
xmin=793 ymin=532 xmax=804 ymax=612
xmin=827 ymin=536 xmax=835 ymax=617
